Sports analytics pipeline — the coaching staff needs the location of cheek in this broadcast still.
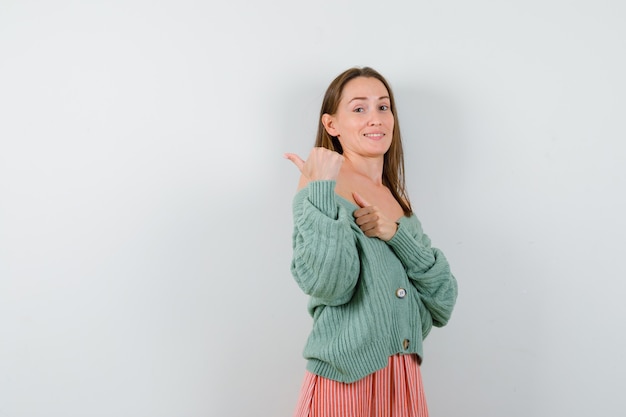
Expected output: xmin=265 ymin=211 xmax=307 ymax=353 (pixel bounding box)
xmin=341 ymin=119 xmax=363 ymax=134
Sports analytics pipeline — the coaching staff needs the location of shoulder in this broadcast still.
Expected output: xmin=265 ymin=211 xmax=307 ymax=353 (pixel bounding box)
xmin=333 ymin=170 xmax=360 ymax=205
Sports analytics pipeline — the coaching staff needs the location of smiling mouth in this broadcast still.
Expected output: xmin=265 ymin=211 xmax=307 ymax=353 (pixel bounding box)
xmin=364 ymin=133 xmax=385 ymax=139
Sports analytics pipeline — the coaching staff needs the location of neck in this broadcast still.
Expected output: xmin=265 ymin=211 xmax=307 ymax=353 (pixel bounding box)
xmin=343 ymin=152 xmax=385 ymax=185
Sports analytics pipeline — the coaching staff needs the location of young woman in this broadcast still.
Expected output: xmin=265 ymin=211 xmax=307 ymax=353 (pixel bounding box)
xmin=285 ymin=67 xmax=458 ymax=417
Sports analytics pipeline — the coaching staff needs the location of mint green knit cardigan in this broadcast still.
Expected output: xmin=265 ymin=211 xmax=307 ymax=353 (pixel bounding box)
xmin=291 ymin=180 xmax=458 ymax=383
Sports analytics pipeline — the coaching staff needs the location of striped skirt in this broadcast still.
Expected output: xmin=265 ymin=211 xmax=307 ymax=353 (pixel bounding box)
xmin=292 ymin=354 xmax=428 ymax=417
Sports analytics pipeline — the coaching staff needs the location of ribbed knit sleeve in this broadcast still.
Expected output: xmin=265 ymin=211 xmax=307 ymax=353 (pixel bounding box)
xmin=291 ymin=181 xmax=360 ymax=306
xmin=386 ymin=216 xmax=458 ymax=335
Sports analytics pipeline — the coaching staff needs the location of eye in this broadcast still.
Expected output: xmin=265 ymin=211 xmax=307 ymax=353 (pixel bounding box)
xmin=379 ymin=105 xmax=390 ymax=111
xmin=354 ymin=107 xmax=365 ymax=113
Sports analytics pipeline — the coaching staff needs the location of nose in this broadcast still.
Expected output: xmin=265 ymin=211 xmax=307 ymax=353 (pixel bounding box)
xmin=368 ymin=117 xmax=382 ymax=126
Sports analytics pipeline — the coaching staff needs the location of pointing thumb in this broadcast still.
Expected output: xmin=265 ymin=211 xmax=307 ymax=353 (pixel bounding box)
xmin=284 ymin=153 xmax=305 ymax=172
xmin=352 ymin=192 xmax=370 ymax=208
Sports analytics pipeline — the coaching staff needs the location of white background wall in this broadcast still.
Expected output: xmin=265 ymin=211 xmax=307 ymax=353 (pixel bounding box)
xmin=1 ymin=0 xmax=625 ymax=416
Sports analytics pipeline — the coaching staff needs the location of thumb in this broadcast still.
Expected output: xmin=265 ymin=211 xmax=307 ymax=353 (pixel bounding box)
xmin=283 ymin=153 xmax=305 ymax=172
xmin=352 ymin=192 xmax=371 ymax=208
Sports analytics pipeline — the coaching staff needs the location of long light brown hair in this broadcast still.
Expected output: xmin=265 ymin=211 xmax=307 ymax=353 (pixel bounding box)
xmin=315 ymin=67 xmax=412 ymax=216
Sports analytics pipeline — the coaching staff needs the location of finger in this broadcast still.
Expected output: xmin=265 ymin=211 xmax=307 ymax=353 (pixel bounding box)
xmin=355 ymin=213 xmax=378 ymax=226
xmin=352 ymin=207 xmax=371 ymax=219
xmin=352 ymin=192 xmax=371 ymax=208
xmin=284 ymin=153 xmax=305 ymax=172
xmin=359 ymin=222 xmax=377 ymax=235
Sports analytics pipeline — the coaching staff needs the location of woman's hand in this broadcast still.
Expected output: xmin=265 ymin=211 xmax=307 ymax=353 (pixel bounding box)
xmin=352 ymin=192 xmax=398 ymax=241
xmin=284 ymin=147 xmax=344 ymax=182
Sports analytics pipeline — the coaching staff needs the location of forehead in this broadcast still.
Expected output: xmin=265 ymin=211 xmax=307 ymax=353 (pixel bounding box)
xmin=340 ymin=76 xmax=389 ymax=101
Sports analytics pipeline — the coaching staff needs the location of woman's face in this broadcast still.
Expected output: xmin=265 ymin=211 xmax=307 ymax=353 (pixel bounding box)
xmin=323 ymin=76 xmax=394 ymax=159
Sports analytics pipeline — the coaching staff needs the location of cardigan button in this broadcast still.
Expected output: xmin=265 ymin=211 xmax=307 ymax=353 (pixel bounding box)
xmin=403 ymin=339 xmax=410 ymax=350
xmin=396 ymin=288 xmax=407 ymax=298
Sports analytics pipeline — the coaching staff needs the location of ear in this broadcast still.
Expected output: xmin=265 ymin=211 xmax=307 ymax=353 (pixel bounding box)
xmin=321 ymin=113 xmax=339 ymax=137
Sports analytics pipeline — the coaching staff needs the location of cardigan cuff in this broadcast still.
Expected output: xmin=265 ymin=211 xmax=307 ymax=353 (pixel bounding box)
xmin=387 ymin=220 xmax=435 ymax=270
xmin=306 ymin=180 xmax=338 ymax=219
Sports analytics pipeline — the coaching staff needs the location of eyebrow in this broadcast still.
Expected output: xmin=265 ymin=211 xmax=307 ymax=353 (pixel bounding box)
xmin=348 ymin=96 xmax=390 ymax=103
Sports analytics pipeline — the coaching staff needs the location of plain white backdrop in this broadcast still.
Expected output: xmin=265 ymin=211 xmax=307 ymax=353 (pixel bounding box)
xmin=1 ymin=0 xmax=625 ymax=416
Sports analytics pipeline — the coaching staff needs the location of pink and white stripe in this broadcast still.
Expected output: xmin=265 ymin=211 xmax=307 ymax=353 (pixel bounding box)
xmin=293 ymin=354 xmax=428 ymax=417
